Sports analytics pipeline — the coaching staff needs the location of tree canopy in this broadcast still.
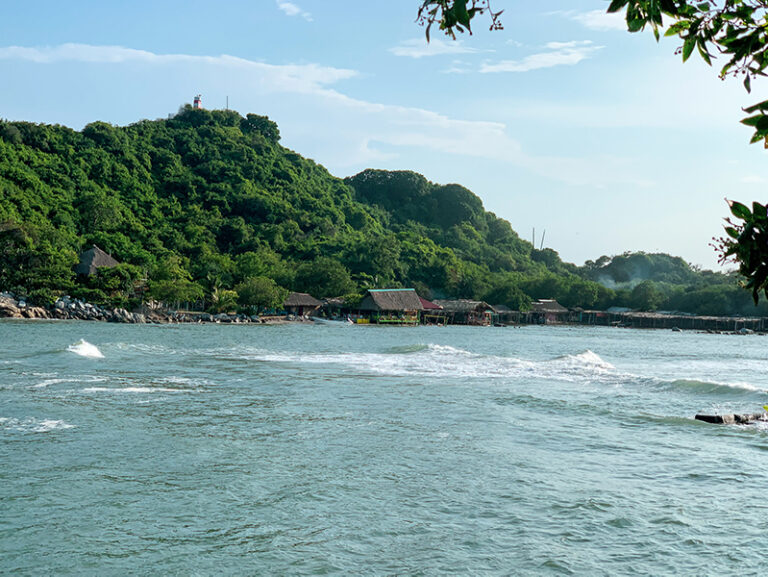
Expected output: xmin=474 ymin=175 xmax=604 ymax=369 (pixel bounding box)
xmin=0 ymin=105 xmax=762 ymax=315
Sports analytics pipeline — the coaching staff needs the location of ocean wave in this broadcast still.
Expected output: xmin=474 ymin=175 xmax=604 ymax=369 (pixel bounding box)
xmin=214 ymin=343 xmax=620 ymax=384
xmin=82 ymin=386 xmax=185 ymax=394
xmin=655 ymin=378 xmax=767 ymax=396
xmin=113 ymin=342 xmax=181 ymax=356
xmin=32 ymin=375 xmax=108 ymax=389
xmin=0 ymin=417 xmax=75 ymax=432
xmin=67 ymin=339 xmax=104 ymax=359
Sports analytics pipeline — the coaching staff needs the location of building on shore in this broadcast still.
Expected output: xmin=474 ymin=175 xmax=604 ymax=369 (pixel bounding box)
xmin=419 ymin=297 xmax=446 ymax=325
xmin=75 ymin=245 xmax=120 ymax=277
xmin=283 ymin=292 xmax=322 ymax=316
xmin=526 ymin=299 xmax=569 ymax=324
xmin=432 ymin=299 xmax=495 ymax=326
xmin=358 ymin=289 xmax=423 ymax=325
xmin=491 ymin=304 xmax=516 ymax=325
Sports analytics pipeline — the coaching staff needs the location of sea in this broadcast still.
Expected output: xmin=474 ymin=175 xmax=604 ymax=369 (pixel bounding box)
xmin=2 ymin=320 xmax=768 ymax=576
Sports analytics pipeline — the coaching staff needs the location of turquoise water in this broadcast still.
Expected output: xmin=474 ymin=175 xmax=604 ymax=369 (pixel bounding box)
xmin=2 ymin=321 xmax=768 ymax=575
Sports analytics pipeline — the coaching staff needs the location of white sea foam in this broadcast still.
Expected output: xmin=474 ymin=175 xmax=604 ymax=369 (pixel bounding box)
xmin=82 ymin=387 xmax=181 ymax=393
xmin=67 ymin=340 xmax=104 ymax=359
xmin=0 ymin=417 xmax=75 ymax=432
xmin=218 ymin=343 xmax=620 ymax=384
xmin=32 ymin=375 xmax=108 ymax=388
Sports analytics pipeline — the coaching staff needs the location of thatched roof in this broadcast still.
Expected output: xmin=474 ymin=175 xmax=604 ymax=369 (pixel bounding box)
xmin=283 ymin=292 xmax=322 ymax=308
xmin=359 ymin=289 xmax=423 ymax=312
xmin=433 ymin=299 xmax=495 ymax=313
xmin=530 ymin=299 xmax=568 ymax=313
xmin=75 ymin=245 xmax=120 ymax=276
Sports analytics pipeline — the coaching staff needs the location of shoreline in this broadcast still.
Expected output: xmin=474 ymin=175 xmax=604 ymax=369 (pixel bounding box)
xmin=2 ymin=294 xmax=766 ymax=334
xmin=0 ymin=294 xmax=304 ymax=325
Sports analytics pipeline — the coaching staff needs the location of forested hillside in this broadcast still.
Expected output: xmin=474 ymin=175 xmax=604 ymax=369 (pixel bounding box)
xmin=0 ymin=106 xmax=763 ymax=316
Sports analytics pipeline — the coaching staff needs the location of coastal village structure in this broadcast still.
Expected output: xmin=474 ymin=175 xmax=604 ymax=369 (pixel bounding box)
xmin=432 ymin=299 xmax=495 ymax=326
xmin=283 ymin=292 xmax=322 ymax=316
xmin=75 ymin=245 xmax=120 ymax=277
xmin=357 ymin=289 xmax=423 ymax=325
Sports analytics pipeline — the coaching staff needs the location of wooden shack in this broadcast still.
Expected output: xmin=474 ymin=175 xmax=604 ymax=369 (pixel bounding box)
xmin=527 ymin=299 xmax=569 ymax=324
xmin=419 ymin=297 xmax=445 ymax=325
xmin=75 ymin=245 xmax=120 ymax=277
xmin=283 ymin=292 xmax=322 ymax=316
xmin=432 ymin=299 xmax=495 ymax=326
xmin=358 ymin=289 xmax=423 ymax=325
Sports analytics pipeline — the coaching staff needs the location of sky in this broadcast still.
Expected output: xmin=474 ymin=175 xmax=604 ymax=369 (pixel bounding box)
xmin=1 ymin=0 xmax=767 ymax=270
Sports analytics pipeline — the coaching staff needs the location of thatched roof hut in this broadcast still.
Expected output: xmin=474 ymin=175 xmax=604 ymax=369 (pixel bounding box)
xmin=75 ymin=245 xmax=120 ymax=276
xmin=283 ymin=292 xmax=322 ymax=315
xmin=432 ymin=299 xmax=495 ymax=313
xmin=284 ymin=292 xmax=322 ymax=308
xmin=359 ymin=289 xmax=424 ymax=312
xmin=432 ymin=299 xmax=495 ymax=326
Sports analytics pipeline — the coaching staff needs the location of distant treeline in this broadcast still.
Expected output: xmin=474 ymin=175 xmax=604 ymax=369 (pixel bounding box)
xmin=0 ymin=107 xmax=763 ymax=316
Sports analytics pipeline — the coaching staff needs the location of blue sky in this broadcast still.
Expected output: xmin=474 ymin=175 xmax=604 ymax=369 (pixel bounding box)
xmin=1 ymin=0 xmax=766 ymax=270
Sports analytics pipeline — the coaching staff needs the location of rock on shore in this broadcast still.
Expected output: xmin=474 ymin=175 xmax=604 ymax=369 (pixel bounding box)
xmin=0 ymin=292 xmax=296 ymax=324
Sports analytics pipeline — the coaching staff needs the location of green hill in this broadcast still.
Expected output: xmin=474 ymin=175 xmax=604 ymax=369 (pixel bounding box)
xmin=0 ymin=106 xmax=762 ymax=316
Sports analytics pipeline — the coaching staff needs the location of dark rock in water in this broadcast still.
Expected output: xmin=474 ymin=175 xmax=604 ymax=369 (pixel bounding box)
xmin=695 ymin=412 xmax=768 ymax=424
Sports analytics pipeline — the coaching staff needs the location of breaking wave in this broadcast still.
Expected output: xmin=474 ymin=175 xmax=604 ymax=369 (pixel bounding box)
xmin=67 ymin=340 xmax=104 ymax=359
xmin=212 ymin=343 xmax=620 ymax=384
xmin=0 ymin=417 xmax=75 ymax=433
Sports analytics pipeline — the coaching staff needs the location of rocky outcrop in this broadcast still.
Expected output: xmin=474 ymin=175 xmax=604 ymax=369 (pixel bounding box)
xmin=0 ymin=293 xmax=145 ymax=323
xmin=0 ymin=292 xmax=291 ymax=324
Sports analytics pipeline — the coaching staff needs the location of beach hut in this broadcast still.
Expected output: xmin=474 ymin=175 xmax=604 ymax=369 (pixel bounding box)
xmin=283 ymin=292 xmax=322 ymax=316
xmin=432 ymin=299 xmax=495 ymax=326
xmin=491 ymin=304 xmax=516 ymax=325
xmin=358 ymin=289 xmax=423 ymax=325
xmin=528 ymin=299 xmax=569 ymax=324
xmin=75 ymin=245 xmax=120 ymax=277
xmin=419 ymin=297 xmax=445 ymax=325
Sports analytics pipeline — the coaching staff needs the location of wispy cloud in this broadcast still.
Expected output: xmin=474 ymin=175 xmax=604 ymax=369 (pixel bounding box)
xmin=276 ymin=0 xmax=312 ymax=21
xmin=480 ymin=41 xmax=602 ymax=73
xmin=555 ymin=10 xmax=626 ymax=31
xmin=0 ymin=43 xmax=355 ymax=90
xmin=389 ymin=38 xmax=486 ymax=59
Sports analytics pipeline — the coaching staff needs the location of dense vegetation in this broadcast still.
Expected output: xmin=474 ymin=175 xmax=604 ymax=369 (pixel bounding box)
xmin=0 ymin=107 xmax=764 ymax=316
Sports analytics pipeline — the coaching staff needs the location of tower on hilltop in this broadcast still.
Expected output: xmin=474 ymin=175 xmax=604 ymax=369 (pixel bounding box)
xmin=193 ymin=94 xmax=202 ymax=109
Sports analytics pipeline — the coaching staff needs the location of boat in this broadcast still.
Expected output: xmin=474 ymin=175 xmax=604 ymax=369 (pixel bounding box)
xmin=310 ymin=316 xmax=354 ymax=325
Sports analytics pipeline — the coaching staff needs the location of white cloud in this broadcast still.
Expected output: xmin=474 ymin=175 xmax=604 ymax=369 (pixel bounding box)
xmin=0 ymin=43 xmax=355 ymax=92
xmin=481 ymin=40 xmax=602 ymax=73
xmin=740 ymin=175 xmax=768 ymax=184
xmin=276 ymin=1 xmax=312 ymax=21
xmin=566 ymin=10 xmax=626 ymax=31
xmin=389 ymin=38 xmax=485 ymax=59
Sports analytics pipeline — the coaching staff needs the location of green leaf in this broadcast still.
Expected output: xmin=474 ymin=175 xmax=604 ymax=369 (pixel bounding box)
xmin=682 ymin=35 xmax=696 ymax=61
xmin=628 ymin=18 xmax=646 ymax=32
xmin=725 ymin=226 xmax=740 ymax=239
xmin=607 ymin=0 xmax=629 ymax=13
xmin=744 ymin=74 xmax=752 ymax=93
xmin=454 ymin=0 xmax=471 ymax=28
xmin=729 ymin=200 xmax=752 ymax=221
xmin=697 ymin=41 xmax=712 ymax=65
xmin=743 ymin=100 xmax=768 ymax=114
